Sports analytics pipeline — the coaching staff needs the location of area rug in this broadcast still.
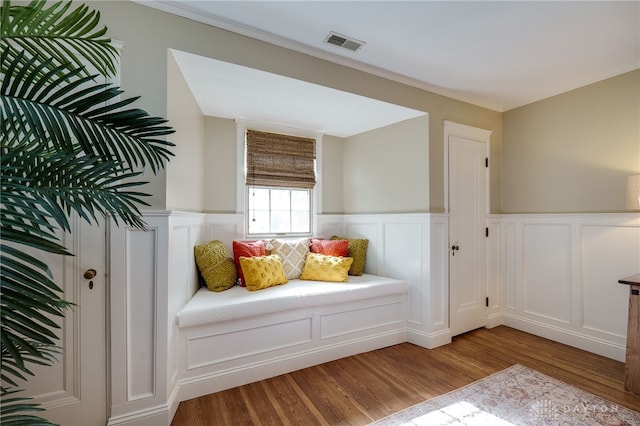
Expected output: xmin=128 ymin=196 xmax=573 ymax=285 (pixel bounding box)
xmin=370 ymin=364 xmax=640 ymax=425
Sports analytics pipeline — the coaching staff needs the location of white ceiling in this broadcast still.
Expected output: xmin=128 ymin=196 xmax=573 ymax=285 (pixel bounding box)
xmin=170 ymin=49 xmax=427 ymax=137
xmin=146 ymin=1 xmax=639 ymax=135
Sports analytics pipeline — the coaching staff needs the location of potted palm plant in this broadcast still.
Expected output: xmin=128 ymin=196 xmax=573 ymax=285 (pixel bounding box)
xmin=0 ymin=0 xmax=175 ymax=423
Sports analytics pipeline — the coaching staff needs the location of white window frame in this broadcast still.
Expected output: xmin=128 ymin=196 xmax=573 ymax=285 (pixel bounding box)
xmin=235 ymin=120 xmax=323 ymax=237
xmin=246 ymin=186 xmax=313 ymax=237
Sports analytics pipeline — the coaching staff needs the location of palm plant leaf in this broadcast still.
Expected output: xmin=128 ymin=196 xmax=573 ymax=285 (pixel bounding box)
xmin=1 ymin=245 xmax=69 ymax=383
xmin=2 ymin=50 xmax=175 ymax=176
xmin=1 ymin=1 xmax=176 ymax=422
xmin=1 ymin=0 xmax=118 ymax=78
xmin=0 ymin=390 xmax=54 ymax=426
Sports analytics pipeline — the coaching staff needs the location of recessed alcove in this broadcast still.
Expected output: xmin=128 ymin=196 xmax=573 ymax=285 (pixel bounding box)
xmin=166 ymin=48 xmax=429 ymax=215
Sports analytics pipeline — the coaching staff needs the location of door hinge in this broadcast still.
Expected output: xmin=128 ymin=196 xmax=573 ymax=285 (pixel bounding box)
xmin=486 ymin=297 xmax=489 ymax=307
xmin=485 ymin=157 xmax=488 ymax=168
xmin=485 ymin=227 xmax=489 ymax=237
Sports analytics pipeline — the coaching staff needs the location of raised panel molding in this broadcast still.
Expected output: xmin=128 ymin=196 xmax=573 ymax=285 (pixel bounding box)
xmin=581 ymin=224 xmax=639 ymax=338
xmin=108 ymin=210 xmax=638 ymax=425
xmin=204 ymin=213 xmax=244 ymax=251
xmin=503 ymin=221 xmax=519 ymax=311
xmin=109 ymin=212 xmax=171 ymax=425
xmin=320 ymin=300 xmax=405 ymax=339
xmin=125 ymin=227 xmax=158 ymax=400
xmin=500 ymin=213 xmax=640 ymax=362
xmin=487 ymin=216 xmax=503 ymax=328
xmin=382 ymin=222 xmax=424 ymax=324
xmin=186 ymin=318 xmax=313 ymax=369
xmin=428 ymin=214 xmax=448 ymax=333
xmin=522 ymin=223 xmax=572 ymax=324
xmin=319 ymin=213 xmax=441 ymax=346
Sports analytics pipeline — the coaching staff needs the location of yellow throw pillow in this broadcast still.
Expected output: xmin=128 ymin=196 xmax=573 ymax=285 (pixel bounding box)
xmin=239 ymin=255 xmax=288 ymax=291
xmin=299 ymin=252 xmax=353 ymax=282
xmin=194 ymin=240 xmax=237 ymax=292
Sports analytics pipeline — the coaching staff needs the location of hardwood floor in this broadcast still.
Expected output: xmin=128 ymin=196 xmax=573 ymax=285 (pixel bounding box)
xmin=171 ymin=326 xmax=640 ymax=425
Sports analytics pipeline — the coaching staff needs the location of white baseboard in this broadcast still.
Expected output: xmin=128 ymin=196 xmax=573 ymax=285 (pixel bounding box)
xmin=503 ymin=314 xmax=626 ymax=362
xmin=107 ymin=405 xmax=170 ymax=426
xmin=407 ymin=327 xmax=451 ymax=349
xmin=486 ymin=312 xmax=504 ymax=329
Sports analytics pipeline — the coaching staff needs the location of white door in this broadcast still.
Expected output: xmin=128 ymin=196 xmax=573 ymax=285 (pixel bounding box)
xmin=448 ymin=133 xmax=488 ymax=336
xmin=20 ymin=215 xmax=107 ymax=425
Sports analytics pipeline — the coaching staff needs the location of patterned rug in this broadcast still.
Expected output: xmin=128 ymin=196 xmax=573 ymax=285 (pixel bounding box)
xmin=370 ymin=364 xmax=640 ymax=426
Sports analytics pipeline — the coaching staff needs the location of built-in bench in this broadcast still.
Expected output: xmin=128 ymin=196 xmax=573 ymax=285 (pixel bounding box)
xmin=175 ymin=274 xmax=408 ymax=402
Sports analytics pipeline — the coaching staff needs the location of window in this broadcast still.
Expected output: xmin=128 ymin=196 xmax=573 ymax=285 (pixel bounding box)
xmin=245 ymin=129 xmax=316 ymax=236
xmin=247 ymin=187 xmax=311 ymax=235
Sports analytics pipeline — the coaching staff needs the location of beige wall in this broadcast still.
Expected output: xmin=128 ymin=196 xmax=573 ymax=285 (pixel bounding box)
xmin=203 ymin=117 xmax=237 ymax=212
xmin=321 ymin=135 xmax=345 ymax=214
xmin=166 ymin=52 xmax=204 ymax=211
xmin=96 ymin=1 xmax=502 ymax=213
xmin=344 ymin=116 xmax=430 ymax=213
xmin=502 ymin=70 xmax=640 ymax=213
xmin=198 ymin=116 xmax=427 ymax=215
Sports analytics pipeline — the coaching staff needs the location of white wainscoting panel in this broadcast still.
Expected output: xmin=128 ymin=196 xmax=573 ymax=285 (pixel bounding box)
xmin=522 ymin=223 xmax=572 ymax=324
xmin=428 ymin=214 xmax=449 ymax=341
xmin=319 ymin=214 xmax=445 ymax=347
xmin=487 ymin=216 xmax=503 ymax=327
xmin=382 ymin=222 xmax=424 ymax=323
xmin=125 ymin=228 xmax=157 ymax=400
xmin=500 ymin=213 xmax=639 ymax=362
xmin=342 ymin=221 xmax=381 ymax=275
xmin=320 ymin=300 xmax=406 ymax=339
xmin=108 ymin=209 xmax=638 ymax=426
xmin=581 ymin=223 xmax=639 ymax=338
xmin=166 ymin=212 xmax=206 ymax=420
xmin=186 ymin=318 xmax=313 ymax=369
xmin=203 ymin=214 xmax=245 ymax=255
xmin=504 ymin=221 xmax=519 ymax=311
xmin=109 ymin=212 xmax=170 ymax=426
xmin=315 ymin=215 xmax=343 ymax=241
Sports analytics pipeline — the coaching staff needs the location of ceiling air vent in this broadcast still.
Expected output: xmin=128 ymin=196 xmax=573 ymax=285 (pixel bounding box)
xmin=324 ymin=32 xmax=364 ymax=52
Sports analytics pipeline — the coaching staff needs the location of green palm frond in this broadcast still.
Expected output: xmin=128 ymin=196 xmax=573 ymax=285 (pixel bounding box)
xmin=3 ymin=150 xmax=151 ymax=230
xmin=1 ymin=50 xmax=175 ymax=175
xmin=0 ymin=389 xmax=55 ymax=426
xmin=1 ymin=1 xmax=176 ymax=422
xmin=0 ymin=0 xmax=118 ymax=78
xmin=1 ymin=243 xmax=69 ymax=386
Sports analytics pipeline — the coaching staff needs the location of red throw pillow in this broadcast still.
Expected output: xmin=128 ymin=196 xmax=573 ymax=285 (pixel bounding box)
xmin=310 ymin=238 xmax=349 ymax=257
xmin=233 ymin=240 xmax=266 ymax=286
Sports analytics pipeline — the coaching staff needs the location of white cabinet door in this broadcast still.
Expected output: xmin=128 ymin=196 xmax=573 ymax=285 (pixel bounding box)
xmin=19 ymin=215 xmax=107 ymax=425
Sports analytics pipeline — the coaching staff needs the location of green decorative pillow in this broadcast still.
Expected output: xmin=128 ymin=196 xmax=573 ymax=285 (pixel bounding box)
xmin=239 ymin=255 xmax=288 ymax=291
xmin=331 ymin=236 xmax=368 ymax=276
xmin=300 ymin=253 xmax=353 ymax=282
xmin=194 ymin=240 xmax=237 ymax=292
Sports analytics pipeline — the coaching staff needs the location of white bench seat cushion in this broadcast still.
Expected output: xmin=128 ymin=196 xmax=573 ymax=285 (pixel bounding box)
xmin=177 ymin=274 xmax=407 ymax=328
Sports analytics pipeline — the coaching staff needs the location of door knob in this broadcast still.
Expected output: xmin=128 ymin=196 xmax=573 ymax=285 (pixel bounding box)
xmin=451 ymin=245 xmax=460 ymax=256
xmin=84 ymin=269 xmax=97 ymax=289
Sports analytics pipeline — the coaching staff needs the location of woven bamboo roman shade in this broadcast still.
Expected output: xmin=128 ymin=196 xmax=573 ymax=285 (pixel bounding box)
xmin=246 ymin=130 xmax=316 ymax=188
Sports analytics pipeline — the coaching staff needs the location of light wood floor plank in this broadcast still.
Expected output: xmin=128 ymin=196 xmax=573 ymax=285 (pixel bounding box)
xmin=171 ymin=326 xmax=640 ymax=425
